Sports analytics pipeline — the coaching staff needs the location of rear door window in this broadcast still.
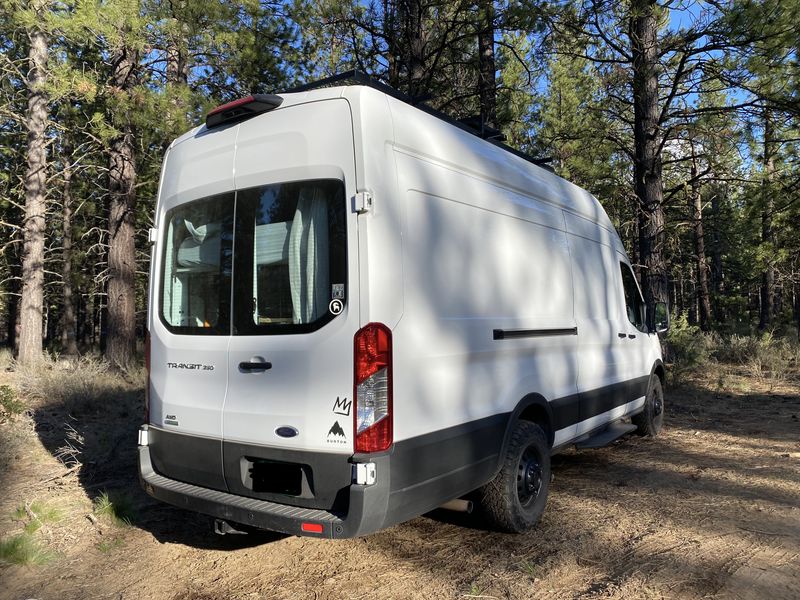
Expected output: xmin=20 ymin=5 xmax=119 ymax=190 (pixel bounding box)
xmin=159 ymin=180 xmax=347 ymax=336
xmin=232 ymin=179 xmax=347 ymax=335
xmin=161 ymin=193 xmax=234 ymax=335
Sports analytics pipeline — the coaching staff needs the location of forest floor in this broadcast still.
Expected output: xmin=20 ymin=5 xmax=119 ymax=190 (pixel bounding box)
xmin=0 ymin=361 xmax=798 ymax=600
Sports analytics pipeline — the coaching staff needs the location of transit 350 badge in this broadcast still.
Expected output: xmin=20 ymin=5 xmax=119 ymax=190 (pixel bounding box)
xmin=329 ymin=299 xmax=344 ymax=315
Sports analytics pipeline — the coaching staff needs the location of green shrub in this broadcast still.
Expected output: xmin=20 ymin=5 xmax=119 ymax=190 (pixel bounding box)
xmin=0 ymin=385 xmax=25 ymax=415
xmin=747 ymin=333 xmax=793 ymax=382
xmin=665 ymin=312 xmax=715 ymax=377
xmin=714 ymin=334 xmax=761 ymax=364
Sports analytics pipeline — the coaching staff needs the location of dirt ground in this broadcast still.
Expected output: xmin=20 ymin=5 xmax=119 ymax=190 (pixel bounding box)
xmin=0 ymin=364 xmax=798 ymax=600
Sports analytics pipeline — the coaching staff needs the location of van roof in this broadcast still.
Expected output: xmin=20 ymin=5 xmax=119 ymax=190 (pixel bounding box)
xmin=172 ymin=84 xmax=619 ymax=242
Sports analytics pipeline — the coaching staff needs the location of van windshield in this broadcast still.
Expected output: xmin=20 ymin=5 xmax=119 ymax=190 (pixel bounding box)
xmin=160 ymin=179 xmax=347 ymax=335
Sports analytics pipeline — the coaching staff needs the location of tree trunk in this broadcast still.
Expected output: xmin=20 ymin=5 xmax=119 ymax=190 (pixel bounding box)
xmin=759 ymin=108 xmax=775 ymax=331
xmin=60 ymin=146 xmax=79 ymax=356
xmin=5 ymin=248 xmax=21 ymax=350
xmin=17 ymin=0 xmax=50 ymax=365
xmin=710 ymin=190 xmax=726 ymax=322
xmin=384 ymin=0 xmax=401 ymax=88
xmin=689 ymin=147 xmax=712 ymax=330
xmin=105 ymin=48 xmax=138 ymax=368
xmin=630 ymin=0 xmax=668 ymax=308
xmin=477 ymin=0 xmax=496 ymax=131
xmin=165 ymin=14 xmax=189 ymax=137
xmin=400 ymin=0 xmax=427 ymax=98
xmin=794 ymin=279 xmax=799 ymax=337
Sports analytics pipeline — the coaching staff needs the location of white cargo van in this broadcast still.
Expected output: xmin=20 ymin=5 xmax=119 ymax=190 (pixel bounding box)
xmin=139 ymin=73 xmax=669 ymax=538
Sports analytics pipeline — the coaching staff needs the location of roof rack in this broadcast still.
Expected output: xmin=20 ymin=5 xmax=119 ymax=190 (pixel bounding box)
xmin=285 ymin=70 xmax=553 ymax=170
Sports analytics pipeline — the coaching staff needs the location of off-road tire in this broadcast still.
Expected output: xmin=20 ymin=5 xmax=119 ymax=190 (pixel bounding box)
xmin=478 ymin=421 xmax=550 ymax=533
xmin=632 ymin=377 xmax=664 ymax=437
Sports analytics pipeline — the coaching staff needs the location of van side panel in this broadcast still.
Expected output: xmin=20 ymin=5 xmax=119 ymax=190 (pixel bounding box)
xmin=566 ymin=213 xmax=652 ymax=436
xmin=385 ymin=150 xmax=578 ymax=512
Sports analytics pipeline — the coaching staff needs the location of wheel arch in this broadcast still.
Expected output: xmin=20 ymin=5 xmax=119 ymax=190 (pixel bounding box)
xmin=651 ymin=359 xmax=666 ymax=388
xmin=496 ymin=394 xmax=555 ymax=473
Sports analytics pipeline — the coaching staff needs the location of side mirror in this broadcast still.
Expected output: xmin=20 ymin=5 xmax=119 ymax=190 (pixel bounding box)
xmin=651 ymin=301 xmax=669 ymax=334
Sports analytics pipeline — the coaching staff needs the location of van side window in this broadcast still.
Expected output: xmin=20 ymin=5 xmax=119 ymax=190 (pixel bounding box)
xmin=619 ymin=263 xmax=645 ymax=331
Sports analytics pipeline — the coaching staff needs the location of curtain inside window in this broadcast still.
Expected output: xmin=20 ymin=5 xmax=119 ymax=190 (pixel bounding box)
xmin=288 ymin=187 xmax=329 ymax=323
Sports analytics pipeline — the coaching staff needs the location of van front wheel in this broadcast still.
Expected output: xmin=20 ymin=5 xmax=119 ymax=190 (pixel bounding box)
xmin=632 ymin=377 xmax=664 ymax=437
xmin=478 ymin=421 xmax=550 ymax=533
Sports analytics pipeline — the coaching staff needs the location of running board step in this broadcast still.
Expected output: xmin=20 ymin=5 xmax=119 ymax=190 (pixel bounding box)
xmin=575 ymin=423 xmax=637 ymax=449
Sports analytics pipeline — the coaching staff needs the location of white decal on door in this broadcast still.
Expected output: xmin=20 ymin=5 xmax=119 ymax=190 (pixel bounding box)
xmin=328 ymin=299 xmax=344 ymax=315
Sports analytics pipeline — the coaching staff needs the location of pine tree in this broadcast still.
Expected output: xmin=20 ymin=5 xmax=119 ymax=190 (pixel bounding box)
xmin=17 ymin=0 xmax=51 ymax=365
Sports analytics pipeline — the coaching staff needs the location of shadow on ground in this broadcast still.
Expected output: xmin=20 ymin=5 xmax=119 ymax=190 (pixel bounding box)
xmin=29 ymin=375 xmax=285 ymax=551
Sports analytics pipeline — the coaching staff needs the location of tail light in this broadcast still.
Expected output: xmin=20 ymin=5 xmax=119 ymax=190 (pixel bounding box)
xmin=354 ymin=323 xmax=392 ymax=453
xmin=144 ymin=330 xmax=151 ymax=424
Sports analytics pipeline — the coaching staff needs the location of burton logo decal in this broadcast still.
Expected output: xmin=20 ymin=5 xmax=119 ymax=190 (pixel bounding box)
xmin=326 ymin=420 xmax=347 ymax=445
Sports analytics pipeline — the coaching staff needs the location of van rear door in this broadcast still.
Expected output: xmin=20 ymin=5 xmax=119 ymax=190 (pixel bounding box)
xmin=149 ymin=125 xmax=238 ymax=490
xmin=221 ymin=100 xmax=359 ymax=476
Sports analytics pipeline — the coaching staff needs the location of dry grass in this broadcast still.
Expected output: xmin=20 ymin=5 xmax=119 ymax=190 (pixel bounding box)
xmin=13 ymin=356 xmax=145 ymax=416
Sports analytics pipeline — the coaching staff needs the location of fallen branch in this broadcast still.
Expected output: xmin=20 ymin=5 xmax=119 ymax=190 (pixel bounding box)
xmin=37 ymin=464 xmax=80 ymax=485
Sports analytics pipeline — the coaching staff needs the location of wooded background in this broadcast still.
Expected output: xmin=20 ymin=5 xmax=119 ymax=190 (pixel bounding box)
xmin=1 ymin=0 xmax=798 ymax=367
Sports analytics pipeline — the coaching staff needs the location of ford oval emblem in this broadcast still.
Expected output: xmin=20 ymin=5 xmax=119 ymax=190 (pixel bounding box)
xmin=275 ymin=426 xmax=298 ymax=438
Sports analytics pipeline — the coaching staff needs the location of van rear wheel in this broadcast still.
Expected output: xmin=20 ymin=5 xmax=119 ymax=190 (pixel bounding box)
xmin=478 ymin=421 xmax=550 ymax=533
xmin=632 ymin=377 xmax=664 ymax=437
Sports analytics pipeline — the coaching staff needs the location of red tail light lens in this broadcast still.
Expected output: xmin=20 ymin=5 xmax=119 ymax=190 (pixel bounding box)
xmin=354 ymin=323 xmax=392 ymax=453
xmin=144 ymin=330 xmax=151 ymax=424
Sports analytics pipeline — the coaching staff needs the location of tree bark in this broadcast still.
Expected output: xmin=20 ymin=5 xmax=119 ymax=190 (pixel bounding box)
xmin=60 ymin=145 xmax=79 ymax=356
xmin=759 ymin=108 xmax=775 ymax=331
xmin=630 ymin=0 xmax=668 ymax=309
xmin=399 ymin=0 xmax=427 ymax=98
xmin=105 ymin=47 xmax=138 ymax=368
xmin=384 ymin=0 xmax=401 ymax=88
xmin=710 ymin=190 xmax=726 ymax=322
xmin=17 ymin=0 xmax=50 ymax=365
xmin=477 ymin=0 xmax=496 ymax=131
xmin=689 ymin=145 xmax=712 ymax=330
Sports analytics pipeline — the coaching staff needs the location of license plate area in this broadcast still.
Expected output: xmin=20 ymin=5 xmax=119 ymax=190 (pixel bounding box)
xmin=240 ymin=457 xmax=310 ymax=497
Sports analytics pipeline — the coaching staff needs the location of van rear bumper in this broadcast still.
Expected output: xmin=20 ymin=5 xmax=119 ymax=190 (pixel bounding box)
xmin=139 ymin=444 xmax=391 ymax=538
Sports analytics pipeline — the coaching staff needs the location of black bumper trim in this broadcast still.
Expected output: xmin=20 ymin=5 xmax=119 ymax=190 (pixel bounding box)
xmin=139 ymin=445 xmax=369 ymax=538
xmin=140 ymin=443 xmax=393 ymax=538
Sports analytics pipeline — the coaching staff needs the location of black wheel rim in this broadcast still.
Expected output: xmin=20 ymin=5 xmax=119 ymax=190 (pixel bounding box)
xmin=653 ymin=392 xmax=663 ymax=416
xmin=517 ymin=446 xmax=543 ymax=508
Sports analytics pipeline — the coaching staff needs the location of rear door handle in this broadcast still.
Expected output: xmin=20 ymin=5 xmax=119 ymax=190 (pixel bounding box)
xmin=239 ymin=361 xmax=272 ymax=371
xmin=628 ymin=334 xmax=637 ymax=339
